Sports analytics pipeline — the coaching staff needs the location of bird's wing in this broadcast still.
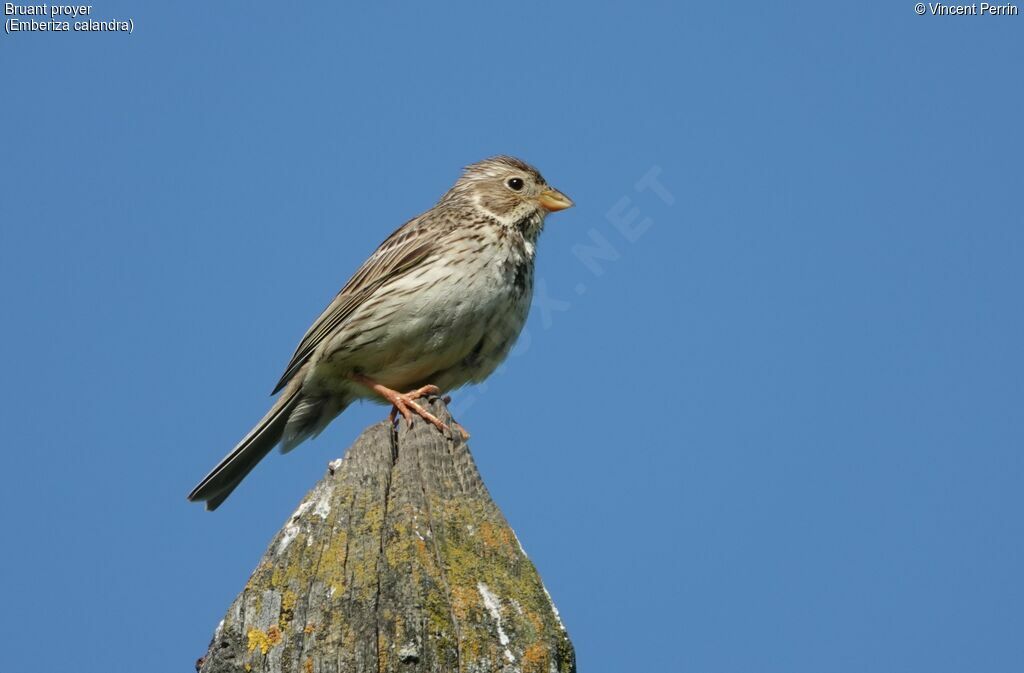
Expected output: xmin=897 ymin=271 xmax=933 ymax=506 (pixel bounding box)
xmin=271 ymin=216 xmax=440 ymax=394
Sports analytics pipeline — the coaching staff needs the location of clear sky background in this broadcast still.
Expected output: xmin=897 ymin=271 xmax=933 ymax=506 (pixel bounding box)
xmin=2 ymin=2 xmax=1021 ymax=671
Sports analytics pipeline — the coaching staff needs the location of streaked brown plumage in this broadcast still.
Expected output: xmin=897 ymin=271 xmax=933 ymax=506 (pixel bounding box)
xmin=188 ymin=156 xmax=573 ymax=510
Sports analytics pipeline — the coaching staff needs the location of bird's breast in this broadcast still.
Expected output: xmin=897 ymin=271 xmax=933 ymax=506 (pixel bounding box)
xmin=312 ymin=230 xmax=535 ymax=394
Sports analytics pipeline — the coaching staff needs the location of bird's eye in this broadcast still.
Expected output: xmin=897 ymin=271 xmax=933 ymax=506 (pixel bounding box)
xmin=507 ymin=177 xmax=525 ymax=191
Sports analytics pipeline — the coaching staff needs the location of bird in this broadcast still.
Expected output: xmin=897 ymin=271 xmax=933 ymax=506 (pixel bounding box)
xmin=188 ymin=156 xmax=573 ymax=510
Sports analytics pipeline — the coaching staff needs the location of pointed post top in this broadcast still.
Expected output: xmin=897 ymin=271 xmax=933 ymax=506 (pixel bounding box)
xmin=197 ymin=398 xmax=575 ymax=673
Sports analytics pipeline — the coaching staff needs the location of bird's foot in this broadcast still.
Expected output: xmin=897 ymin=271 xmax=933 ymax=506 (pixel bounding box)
xmin=350 ymin=375 xmax=449 ymax=435
xmin=386 ymin=384 xmax=443 ymax=428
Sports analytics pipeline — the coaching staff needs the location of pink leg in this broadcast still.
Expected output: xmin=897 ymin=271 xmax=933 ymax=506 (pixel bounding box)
xmin=349 ymin=375 xmax=448 ymax=434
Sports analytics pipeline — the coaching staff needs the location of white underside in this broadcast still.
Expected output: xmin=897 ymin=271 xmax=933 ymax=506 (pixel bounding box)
xmin=305 ymin=223 xmax=534 ymax=398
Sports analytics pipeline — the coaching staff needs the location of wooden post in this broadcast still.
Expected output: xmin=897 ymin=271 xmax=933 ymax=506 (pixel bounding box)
xmin=197 ymin=398 xmax=575 ymax=673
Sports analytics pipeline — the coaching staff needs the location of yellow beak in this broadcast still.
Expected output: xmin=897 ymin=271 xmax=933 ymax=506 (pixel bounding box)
xmin=537 ymin=188 xmax=574 ymax=212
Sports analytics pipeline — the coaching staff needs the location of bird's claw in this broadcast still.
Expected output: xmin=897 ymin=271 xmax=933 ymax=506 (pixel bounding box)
xmin=380 ymin=384 xmax=449 ymax=435
xmin=349 ymin=374 xmax=465 ymax=438
xmin=388 ymin=394 xmax=450 ymax=435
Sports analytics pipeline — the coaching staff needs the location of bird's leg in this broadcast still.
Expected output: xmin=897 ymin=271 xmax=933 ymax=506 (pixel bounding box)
xmin=388 ymin=384 xmax=441 ymax=424
xmin=349 ymin=374 xmax=449 ymax=435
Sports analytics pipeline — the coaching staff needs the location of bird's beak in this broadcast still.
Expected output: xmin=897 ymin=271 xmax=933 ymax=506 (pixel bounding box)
xmin=537 ymin=188 xmax=574 ymax=212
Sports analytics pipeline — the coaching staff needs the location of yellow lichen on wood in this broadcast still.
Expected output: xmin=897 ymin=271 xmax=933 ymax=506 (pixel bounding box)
xmin=246 ymin=625 xmax=283 ymax=656
xmin=247 ymin=628 xmax=269 ymax=655
xmin=322 ymin=522 xmax=350 ymax=598
xmin=479 ymin=519 xmax=515 ymax=553
xmin=278 ymin=590 xmax=297 ymax=632
xmin=523 ymin=642 xmax=551 ymax=673
xmin=198 ymin=406 xmax=575 ymax=673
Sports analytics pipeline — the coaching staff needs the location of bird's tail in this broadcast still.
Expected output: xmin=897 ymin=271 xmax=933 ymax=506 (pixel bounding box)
xmin=188 ymin=386 xmax=303 ymax=511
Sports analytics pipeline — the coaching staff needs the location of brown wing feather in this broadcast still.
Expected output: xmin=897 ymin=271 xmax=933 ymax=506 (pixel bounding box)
xmin=271 ymin=215 xmax=440 ymax=394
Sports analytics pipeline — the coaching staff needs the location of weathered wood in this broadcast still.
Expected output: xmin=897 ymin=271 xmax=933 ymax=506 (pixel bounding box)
xmin=198 ymin=398 xmax=575 ymax=673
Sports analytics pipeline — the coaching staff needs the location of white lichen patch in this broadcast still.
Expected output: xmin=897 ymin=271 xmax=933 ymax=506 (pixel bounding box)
xmin=278 ymin=524 xmax=300 ymax=555
xmin=292 ymin=500 xmax=314 ymax=520
xmin=509 ymin=527 xmax=527 ymax=557
xmin=277 ymin=500 xmax=314 ymax=554
xmin=398 ymin=643 xmax=419 ymax=662
xmin=477 ymin=582 xmax=515 ymax=662
xmin=541 ymin=585 xmax=565 ymax=630
xmin=313 ymin=489 xmax=332 ymax=519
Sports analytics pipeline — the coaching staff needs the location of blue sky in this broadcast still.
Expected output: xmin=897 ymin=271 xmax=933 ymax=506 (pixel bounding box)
xmin=2 ymin=2 xmax=1022 ymax=671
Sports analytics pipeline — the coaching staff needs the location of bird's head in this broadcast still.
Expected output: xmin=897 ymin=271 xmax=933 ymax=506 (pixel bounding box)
xmin=440 ymin=156 xmax=573 ymax=234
